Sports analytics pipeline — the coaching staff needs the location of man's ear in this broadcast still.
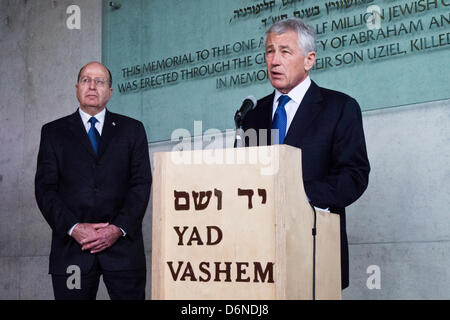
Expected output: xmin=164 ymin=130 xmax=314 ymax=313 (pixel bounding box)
xmin=304 ymin=51 xmax=316 ymax=71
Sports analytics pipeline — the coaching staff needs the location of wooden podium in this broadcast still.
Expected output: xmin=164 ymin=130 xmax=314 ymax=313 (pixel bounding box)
xmin=152 ymin=145 xmax=341 ymax=300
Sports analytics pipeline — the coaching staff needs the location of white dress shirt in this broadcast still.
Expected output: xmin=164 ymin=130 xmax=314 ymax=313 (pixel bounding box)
xmin=79 ymin=107 xmax=106 ymax=135
xmin=271 ymin=76 xmax=311 ymax=132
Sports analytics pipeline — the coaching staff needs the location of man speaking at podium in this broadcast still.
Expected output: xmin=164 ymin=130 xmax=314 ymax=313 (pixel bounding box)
xmin=242 ymin=19 xmax=370 ymax=289
xmin=35 ymin=62 xmax=152 ymax=299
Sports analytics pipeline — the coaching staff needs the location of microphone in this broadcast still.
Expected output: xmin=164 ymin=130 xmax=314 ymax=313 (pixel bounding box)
xmin=234 ymin=96 xmax=257 ymax=148
xmin=234 ymin=95 xmax=257 ymax=129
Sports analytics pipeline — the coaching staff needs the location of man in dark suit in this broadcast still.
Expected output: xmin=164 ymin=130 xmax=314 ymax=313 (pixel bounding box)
xmin=35 ymin=61 xmax=152 ymax=299
xmin=242 ymin=19 xmax=370 ymax=289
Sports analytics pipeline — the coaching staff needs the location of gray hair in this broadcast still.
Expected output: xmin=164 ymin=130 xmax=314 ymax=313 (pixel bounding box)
xmin=266 ymin=18 xmax=317 ymax=54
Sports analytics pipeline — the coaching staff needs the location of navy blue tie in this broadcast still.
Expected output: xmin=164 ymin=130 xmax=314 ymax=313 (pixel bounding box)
xmin=88 ymin=117 xmax=100 ymax=154
xmin=272 ymin=95 xmax=291 ymax=144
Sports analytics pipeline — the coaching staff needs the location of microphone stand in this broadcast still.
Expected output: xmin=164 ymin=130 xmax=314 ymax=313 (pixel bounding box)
xmin=234 ymin=110 xmax=244 ymax=148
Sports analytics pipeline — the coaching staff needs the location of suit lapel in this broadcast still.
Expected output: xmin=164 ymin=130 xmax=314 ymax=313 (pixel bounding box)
xmin=67 ymin=110 xmax=97 ymax=159
xmin=97 ymin=110 xmax=118 ymax=159
xmin=284 ymin=81 xmax=324 ymax=145
xmin=258 ymin=91 xmax=275 ymax=146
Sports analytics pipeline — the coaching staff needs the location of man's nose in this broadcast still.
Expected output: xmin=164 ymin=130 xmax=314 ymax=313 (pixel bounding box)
xmin=88 ymin=79 xmax=97 ymax=89
xmin=270 ymin=51 xmax=281 ymax=66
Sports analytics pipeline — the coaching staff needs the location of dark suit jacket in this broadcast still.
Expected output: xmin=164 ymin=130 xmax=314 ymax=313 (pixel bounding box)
xmin=242 ymin=81 xmax=370 ymax=288
xmin=35 ymin=109 xmax=152 ymax=275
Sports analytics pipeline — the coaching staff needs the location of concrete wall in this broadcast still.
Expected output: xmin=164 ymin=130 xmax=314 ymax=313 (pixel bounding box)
xmin=343 ymin=100 xmax=450 ymax=299
xmin=0 ymin=0 xmax=111 ymax=299
xmin=0 ymin=0 xmax=449 ymax=299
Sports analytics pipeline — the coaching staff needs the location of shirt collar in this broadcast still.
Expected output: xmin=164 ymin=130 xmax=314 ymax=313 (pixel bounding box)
xmin=79 ymin=107 xmax=106 ymax=125
xmin=274 ymin=76 xmax=311 ymax=105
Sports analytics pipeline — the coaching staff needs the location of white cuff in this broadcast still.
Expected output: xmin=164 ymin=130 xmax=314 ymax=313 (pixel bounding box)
xmin=68 ymin=223 xmax=78 ymax=236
